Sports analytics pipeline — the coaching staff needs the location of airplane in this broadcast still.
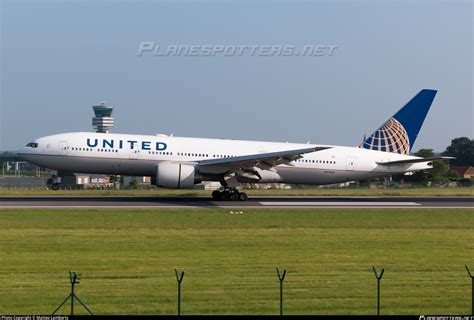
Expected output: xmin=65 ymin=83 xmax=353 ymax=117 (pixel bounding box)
xmin=18 ymin=89 xmax=453 ymax=201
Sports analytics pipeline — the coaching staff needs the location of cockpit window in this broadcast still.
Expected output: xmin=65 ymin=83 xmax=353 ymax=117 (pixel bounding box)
xmin=26 ymin=142 xmax=38 ymax=148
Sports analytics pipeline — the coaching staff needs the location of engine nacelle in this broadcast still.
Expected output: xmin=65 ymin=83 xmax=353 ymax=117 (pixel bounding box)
xmin=154 ymin=162 xmax=196 ymax=189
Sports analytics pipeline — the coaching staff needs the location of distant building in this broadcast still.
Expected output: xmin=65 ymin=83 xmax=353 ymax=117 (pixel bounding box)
xmin=449 ymin=166 xmax=474 ymax=179
xmin=122 ymin=176 xmax=151 ymax=187
xmin=56 ymin=172 xmax=113 ymax=189
xmin=201 ymin=181 xmax=221 ymax=190
xmin=242 ymin=183 xmax=291 ymax=190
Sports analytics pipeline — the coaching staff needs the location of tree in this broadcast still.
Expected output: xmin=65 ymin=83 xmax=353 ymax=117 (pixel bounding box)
xmin=409 ymin=149 xmax=449 ymax=185
xmin=410 ymin=149 xmax=433 ymax=184
xmin=443 ymin=137 xmax=474 ymax=166
xmin=430 ymin=159 xmax=449 ymax=184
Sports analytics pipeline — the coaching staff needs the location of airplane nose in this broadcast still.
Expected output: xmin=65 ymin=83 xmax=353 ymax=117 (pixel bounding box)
xmin=17 ymin=148 xmax=28 ymax=160
xmin=17 ymin=147 xmax=36 ymax=161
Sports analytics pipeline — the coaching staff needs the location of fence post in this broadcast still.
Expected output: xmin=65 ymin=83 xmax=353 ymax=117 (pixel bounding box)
xmin=70 ymin=272 xmax=75 ymax=315
xmin=51 ymin=271 xmax=93 ymax=316
xmin=372 ymin=266 xmax=384 ymax=317
xmin=466 ymin=265 xmax=473 ymax=315
xmin=276 ymin=268 xmax=287 ymax=316
xmin=175 ymin=269 xmax=185 ymax=317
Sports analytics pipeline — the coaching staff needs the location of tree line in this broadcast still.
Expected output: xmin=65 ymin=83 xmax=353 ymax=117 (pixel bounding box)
xmin=399 ymin=137 xmax=474 ymax=186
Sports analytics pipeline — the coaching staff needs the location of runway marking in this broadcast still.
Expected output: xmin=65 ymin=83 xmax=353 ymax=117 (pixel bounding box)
xmin=260 ymin=201 xmax=421 ymax=206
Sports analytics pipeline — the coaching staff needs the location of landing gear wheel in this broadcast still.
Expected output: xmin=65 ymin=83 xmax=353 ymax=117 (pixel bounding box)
xmin=238 ymin=192 xmax=248 ymax=201
xmin=212 ymin=190 xmax=221 ymax=201
xmin=221 ymin=191 xmax=230 ymax=201
xmin=229 ymin=192 xmax=239 ymax=201
xmin=51 ymin=183 xmax=60 ymax=191
xmin=212 ymin=188 xmax=248 ymax=201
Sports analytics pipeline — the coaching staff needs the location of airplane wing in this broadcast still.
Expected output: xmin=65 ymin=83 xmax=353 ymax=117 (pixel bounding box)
xmin=376 ymin=156 xmax=455 ymax=166
xmin=198 ymin=146 xmax=331 ymax=170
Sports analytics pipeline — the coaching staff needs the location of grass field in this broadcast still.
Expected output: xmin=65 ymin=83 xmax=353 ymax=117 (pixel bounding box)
xmin=0 ymin=208 xmax=473 ymax=315
xmin=0 ymin=187 xmax=472 ymax=197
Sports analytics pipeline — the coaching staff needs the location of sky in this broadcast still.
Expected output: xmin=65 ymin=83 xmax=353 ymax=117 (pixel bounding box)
xmin=1 ymin=0 xmax=472 ymax=152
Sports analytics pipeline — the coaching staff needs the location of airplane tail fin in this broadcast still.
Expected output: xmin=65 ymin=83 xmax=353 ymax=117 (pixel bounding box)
xmin=359 ymin=89 xmax=437 ymax=154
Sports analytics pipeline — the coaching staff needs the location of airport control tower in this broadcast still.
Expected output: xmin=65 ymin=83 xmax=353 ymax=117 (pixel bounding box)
xmin=92 ymin=103 xmax=114 ymax=133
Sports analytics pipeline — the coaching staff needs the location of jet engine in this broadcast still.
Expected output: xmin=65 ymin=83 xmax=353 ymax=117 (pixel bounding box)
xmin=153 ymin=162 xmax=197 ymax=189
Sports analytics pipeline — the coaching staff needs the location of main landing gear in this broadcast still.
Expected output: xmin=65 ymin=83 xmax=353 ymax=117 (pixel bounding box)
xmin=212 ymin=189 xmax=248 ymax=201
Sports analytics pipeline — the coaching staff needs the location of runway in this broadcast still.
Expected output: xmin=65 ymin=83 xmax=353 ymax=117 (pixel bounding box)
xmin=0 ymin=196 xmax=472 ymax=209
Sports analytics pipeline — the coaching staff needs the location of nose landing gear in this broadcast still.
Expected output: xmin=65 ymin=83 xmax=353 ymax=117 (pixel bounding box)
xmin=212 ymin=189 xmax=248 ymax=201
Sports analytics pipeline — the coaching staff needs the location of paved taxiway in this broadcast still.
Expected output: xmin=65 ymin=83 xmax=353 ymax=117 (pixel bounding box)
xmin=0 ymin=196 xmax=472 ymax=209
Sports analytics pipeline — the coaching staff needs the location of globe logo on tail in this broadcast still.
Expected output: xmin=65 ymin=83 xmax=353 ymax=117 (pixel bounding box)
xmin=359 ymin=117 xmax=410 ymax=154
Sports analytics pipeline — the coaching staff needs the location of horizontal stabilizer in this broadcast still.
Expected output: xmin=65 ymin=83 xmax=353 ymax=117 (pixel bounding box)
xmin=376 ymin=156 xmax=455 ymax=166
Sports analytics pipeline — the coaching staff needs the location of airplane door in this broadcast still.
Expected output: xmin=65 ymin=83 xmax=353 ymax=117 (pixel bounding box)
xmin=345 ymin=157 xmax=356 ymax=171
xmin=59 ymin=141 xmax=68 ymax=156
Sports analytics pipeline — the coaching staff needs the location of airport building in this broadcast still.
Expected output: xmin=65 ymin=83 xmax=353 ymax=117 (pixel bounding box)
xmin=92 ymin=103 xmax=114 ymax=133
xmin=55 ymin=172 xmax=115 ymax=189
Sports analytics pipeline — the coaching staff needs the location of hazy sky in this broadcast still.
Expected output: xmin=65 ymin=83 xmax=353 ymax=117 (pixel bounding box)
xmin=1 ymin=0 xmax=472 ymax=152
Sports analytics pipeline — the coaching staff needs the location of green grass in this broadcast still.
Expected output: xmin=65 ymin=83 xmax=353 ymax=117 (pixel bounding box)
xmin=0 ymin=208 xmax=473 ymax=315
xmin=0 ymin=187 xmax=472 ymax=197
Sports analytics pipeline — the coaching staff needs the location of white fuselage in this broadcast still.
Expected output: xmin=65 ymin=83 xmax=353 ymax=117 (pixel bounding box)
xmin=18 ymin=132 xmax=431 ymax=186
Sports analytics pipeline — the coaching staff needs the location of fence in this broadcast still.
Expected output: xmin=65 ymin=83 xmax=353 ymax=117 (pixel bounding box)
xmin=49 ymin=266 xmax=474 ymax=316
